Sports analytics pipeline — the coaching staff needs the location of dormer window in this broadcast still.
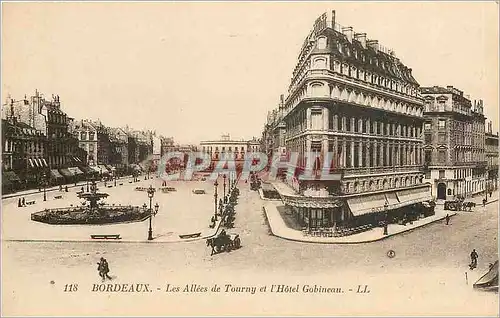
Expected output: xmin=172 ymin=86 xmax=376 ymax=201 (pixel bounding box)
xmin=317 ymin=37 xmax=327 ymax=50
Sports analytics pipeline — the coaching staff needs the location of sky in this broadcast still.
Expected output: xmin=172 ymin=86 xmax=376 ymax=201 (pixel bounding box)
xmin=2 ymin=2 xmax=499 ymax=144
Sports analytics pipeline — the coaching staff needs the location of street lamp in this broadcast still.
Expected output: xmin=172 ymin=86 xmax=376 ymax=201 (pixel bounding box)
xmin=383 ymin=202 xmax=388 ymax=235
xmin=223 ymin=174 xmax=227 ymax=203
xmin=42 ymin=172 xmax=47 ymax=201
xmin=214 ymin=180 xmax=218 ymax=221
xmin=147 ymin=185 xmax=156 ymax=241
xmin=114 ymin=174 xmax=117 ymax=187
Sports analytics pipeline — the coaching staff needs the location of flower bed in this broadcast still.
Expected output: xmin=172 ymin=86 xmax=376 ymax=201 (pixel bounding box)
xmin=31 ymin=205 xmax=151 ymax=225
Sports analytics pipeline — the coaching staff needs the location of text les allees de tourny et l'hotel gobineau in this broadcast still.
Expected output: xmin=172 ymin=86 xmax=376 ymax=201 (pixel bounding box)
xmin=159 ymin=151 xmax=344 ymax=181
xmin=88 ymin=283 xmax=371 ymax=294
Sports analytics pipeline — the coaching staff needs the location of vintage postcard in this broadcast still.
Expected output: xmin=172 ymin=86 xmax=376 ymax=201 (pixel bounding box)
xmin=1 ymin=1 xmax=499 ymax=316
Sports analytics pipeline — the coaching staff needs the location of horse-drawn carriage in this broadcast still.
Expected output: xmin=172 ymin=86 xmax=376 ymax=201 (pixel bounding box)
xmin=444 ymin=200 xmax=476 ymax=211
xmin=206 ymin=231 xmax=241 ymax=256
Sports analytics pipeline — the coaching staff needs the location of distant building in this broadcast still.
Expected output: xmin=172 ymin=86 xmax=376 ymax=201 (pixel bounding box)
xmin=485 ymin=121 xmax=499 ymax=191
xmin=199 ymin=134 xmax=260 ymax=161
xmin=108 ymin=127 xmax=129 ymax=171
xmin=421 ymin=85 xmax=487 ymax=199
xmin=2 ymin=116 xmax=46 ymax=192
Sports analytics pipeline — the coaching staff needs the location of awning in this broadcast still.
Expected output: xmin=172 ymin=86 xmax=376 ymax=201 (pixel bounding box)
xmin=98 ymin=165 xmax=110 ymax=174
xmin=3 ymin=171 xmax=21 ymax=183
xmin=281 ymin=194 xmax=342 ymax=208
xmin=347 ymin=193 xmax=388 ymax=216
xmin=396 ymin=187 xmax=432 ymax=206
xmin=385 ymin=192 xmax=399 ymax=206
xmin=59 ymin=168 xmax=74 ymax=178
xmin=105 ymin=164 xmax=116 ymax=171
xmin=28 ymin=158 xmax=45 ymax=168
xmin=68 ymin=167 xmax=84 ymax=175
xmin=50 ymin=169 xmax=64 ymax=179
xmin=72 ymin=156 xmax=82 ymax=163
xmin=79 ymin=166 xmax=97 ymax=175
xmin=90 ymin=166 xmax=101 ymax=173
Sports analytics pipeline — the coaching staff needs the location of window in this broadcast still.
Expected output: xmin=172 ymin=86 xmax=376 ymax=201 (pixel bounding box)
xmin=310 ymin=109 xmax=323 ymax=130
xmin=438 ymin=120 xmax=446 ymax=129
xmin=89 ymin=132 xmax=95 ymax=141
xmin=317 ymin=37 xmax=327 ymax=49
xmin=438 ymin=151 xmax=446 ymax=163
xmin=313 ymin=57 xmax=327 ymax=69
xmin=424 ymin=123 xmax=431 ymax=130
xmin=81 ymin=132 xmax=87 ymax=140
xmin=438 ymin=134 xmax=446 ymax=144
xmin=439 ymin=170 xmax=445 ymax=179
xmin=425 ymin=134 xmax=432 ymax=143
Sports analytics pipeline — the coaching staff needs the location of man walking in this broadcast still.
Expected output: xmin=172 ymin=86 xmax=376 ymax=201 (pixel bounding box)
xmin=470 ymin=249 xmax=478 ymax=270
xmin=97 ymin=257 xmax=112 ymax=281
xmin=445 ymin=214 xmax=450 ymax=225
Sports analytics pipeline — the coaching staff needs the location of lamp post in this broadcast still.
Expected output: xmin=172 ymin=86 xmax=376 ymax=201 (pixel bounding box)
xmin=214 ymin=180 xmax=218 ymax=221
xmin=147 ymin=185 xmax=156 ymax=240
xmin=223 ymin=174 xmax=227 ymax=203
xmin=42 ymin=171 xmax=47 ymax=201
xmin=86 ymin=174 xmax=90 ymax=192
xmin=383 ymin=202 xmax=388 ymax=235
xmin=114 ymin=174 xmax=117 ymax=187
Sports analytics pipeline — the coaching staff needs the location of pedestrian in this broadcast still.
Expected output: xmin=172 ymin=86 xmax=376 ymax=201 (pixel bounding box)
xmin=470 ymin=249 xmax=478 ymax=269
xmin=97 ymin=257 xmax=112 ymax=281
xmin=483 ymin=198 xmax=486 ymax=207
xmin=445 ymin=214 xmax=450 ymax=225
xmin=22 ymin=197 xmax=25 ymax=206
xmin=18 ymin=198 xmax=22 ymax=207
xmin=59 ymin=185 xmax=62 ymax=192
xmin=65 ymin=186 xmax=68 ymax=192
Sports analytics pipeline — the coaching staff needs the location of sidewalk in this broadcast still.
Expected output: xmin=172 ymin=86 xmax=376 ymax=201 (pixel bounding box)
xmin=2 ymin=176 xmax=131 ymax=200
xmin=262 ymin=201 xmax=456 ymax=244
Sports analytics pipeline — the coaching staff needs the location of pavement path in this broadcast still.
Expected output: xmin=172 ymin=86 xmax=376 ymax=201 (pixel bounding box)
xmin=1 ymin=176 xmax=237 ymax=243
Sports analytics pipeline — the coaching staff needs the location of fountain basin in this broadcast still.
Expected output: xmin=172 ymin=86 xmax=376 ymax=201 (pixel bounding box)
xmin=31 ymin=205 xmax=151 ymax=225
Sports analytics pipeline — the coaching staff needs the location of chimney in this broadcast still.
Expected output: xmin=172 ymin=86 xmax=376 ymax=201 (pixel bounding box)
xmin=354 ymin=33 xmax=367 ymax=48
xmin=367 ymin=40 xmax=379 ymax=52
xmin=342 ymin=27 xmax=354 ymax=43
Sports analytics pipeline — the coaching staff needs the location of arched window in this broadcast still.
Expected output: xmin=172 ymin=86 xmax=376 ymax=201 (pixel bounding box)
xmin=310 ymin=82 xmax=327 ymax=97
xmin=313 ymin=57 xmax=327 ymax=69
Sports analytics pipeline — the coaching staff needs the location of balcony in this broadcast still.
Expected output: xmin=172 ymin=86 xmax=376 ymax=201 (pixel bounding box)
xmin=340 ymin=165 xmax=423 ymax=176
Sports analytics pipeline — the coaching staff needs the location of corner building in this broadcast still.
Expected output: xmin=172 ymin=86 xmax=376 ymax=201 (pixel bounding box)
xmin=277 ymin=11 xmax=432 ymax=229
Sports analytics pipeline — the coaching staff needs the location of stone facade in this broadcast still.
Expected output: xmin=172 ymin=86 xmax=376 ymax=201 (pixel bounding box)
xmin=421 ymin=85 xmax=487 ymax=200
xmin=262 ymin=11 xmax=433 ymax=229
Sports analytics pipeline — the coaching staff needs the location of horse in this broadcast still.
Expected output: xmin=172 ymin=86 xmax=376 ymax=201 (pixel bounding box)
xmin=464 ymin=202 xmax=476 ymax=211
xmin=206 ymin=235 xmax=233 ymax=256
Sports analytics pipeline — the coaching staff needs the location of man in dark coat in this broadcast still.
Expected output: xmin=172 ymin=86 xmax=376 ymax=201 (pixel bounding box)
xmin=97 ymin=257 xmax=112 ymax=281
xmin=470 ymin=249 xmax=478 ymax=269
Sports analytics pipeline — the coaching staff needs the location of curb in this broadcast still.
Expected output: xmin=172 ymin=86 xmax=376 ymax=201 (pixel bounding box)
xmin=263 ymin=206 xmax=457 ymax=245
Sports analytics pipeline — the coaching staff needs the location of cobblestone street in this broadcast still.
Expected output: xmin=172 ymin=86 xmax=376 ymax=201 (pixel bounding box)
xmin=2 ymin=182 xmax=498 ymax=316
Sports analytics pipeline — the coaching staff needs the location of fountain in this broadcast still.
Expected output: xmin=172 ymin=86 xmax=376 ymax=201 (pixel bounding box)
xmin=31 ymin=180 xmax=151 ymax=225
